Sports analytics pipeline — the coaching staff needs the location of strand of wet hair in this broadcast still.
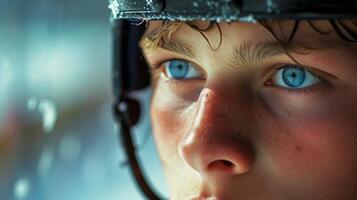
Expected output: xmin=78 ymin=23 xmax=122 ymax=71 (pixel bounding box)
xmin=187 ymin=21 xmax=215 ymax=31
xmin=329 ymin=20 xmax=357 ymax=42
xmin=258 ymin=20 xmax=302 ymax=65
xmin=307 ymin=21 xmax=332 ymax=35
xmin=288 ymin=20 xmax=300 ymax=42
xmin=337 ymin=20 xmax=357 ymax=41
xmin=187 ymin=21 xmax=223 ymax=51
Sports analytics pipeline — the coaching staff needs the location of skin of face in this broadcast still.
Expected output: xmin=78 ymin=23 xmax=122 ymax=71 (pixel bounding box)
xmin=141 ymin=20 xmax=357 ymax=200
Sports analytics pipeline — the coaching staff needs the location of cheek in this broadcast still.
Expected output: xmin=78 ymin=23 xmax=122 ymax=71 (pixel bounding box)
xmin=259 ymin=88 xmax=357 ymax=195
xmin=150 ymin=79 xmax=200 ymax=155
xmin=150 ymin=95 xmax=193 ymax=169
xmin=268 ymin=114 xmax=357 ymax=197
xmin=266 ymin=116 xmax=357 ymax=175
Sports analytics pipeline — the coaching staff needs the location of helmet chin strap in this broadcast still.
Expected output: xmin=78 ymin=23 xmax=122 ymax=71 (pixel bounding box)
xmin=111 ymin=19 xmax=162 ymax=199
xmin=113 ymin=96 xmax=163 ymax=200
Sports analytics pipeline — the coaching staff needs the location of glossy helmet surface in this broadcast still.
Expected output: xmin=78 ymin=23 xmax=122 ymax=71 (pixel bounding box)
xmin=109 ymin=0 xmax=357 ymax=22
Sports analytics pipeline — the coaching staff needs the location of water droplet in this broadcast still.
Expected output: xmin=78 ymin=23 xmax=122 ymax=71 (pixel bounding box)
xmin=14 ymin=178 xmax=30 ymax=200
xmin=27 ymin=97 xmax=38 ymax=111
xmin=38 ymin=99 xmax=57 ymax=134
xmin=239 ymin=15 xmax=257 ymax=23
xmin=27 ymin=97 xmax=58 ymax=134
xmin=38 ymin=147 xmax=54 ymax=179
xmin=266 ymin=0 xmax=278 ymax=13
xmin=108 ymin=0 xmax=120 ymax=18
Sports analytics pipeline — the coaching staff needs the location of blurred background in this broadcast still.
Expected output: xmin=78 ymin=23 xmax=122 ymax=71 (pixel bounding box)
xmin=0 ymin=0 xmax=168 ymax=199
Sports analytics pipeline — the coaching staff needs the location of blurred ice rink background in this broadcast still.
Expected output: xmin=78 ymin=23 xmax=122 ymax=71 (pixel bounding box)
xmin=0 ymin=0 xmax=168 ymax=199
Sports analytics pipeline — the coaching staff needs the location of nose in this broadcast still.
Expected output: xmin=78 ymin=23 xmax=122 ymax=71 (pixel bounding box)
xmin=179 ymin=88 xmax=255 ymax=176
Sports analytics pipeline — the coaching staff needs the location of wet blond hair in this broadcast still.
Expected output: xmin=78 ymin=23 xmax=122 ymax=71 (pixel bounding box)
xmin=141 ymin=21 xmax=184 ymax=52
xmin=141 ymin=19 xmax=357 ymax=53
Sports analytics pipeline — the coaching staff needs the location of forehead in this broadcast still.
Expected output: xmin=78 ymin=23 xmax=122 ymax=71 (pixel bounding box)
xmin=143 ymin=20 xmax=355 ymax=50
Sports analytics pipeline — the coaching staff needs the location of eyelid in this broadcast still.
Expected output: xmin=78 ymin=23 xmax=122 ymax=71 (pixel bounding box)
xmin=149 ymin=57 xmax=206 ymax=78
xmin=262 ymin=63 xmax=337 ymax=85
xmin=261 ymin=64 xmax=339 ymax=96
xmin=144 ymin=48 xmax=201 ymax=67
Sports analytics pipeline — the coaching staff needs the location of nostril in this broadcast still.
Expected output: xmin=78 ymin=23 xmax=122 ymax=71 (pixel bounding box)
xmin=221 ymin=160 xmax=234 ymax=167
xmin=207 ymin=159 xmax=235 ymax=173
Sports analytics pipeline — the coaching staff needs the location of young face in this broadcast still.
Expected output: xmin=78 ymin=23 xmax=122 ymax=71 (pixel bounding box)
xmin=140 ymin=20 xmax=357 ymax=200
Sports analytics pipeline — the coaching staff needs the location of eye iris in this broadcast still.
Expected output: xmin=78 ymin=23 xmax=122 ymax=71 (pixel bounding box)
xmin=282 ymin=66 xmax=306 ymax=87
xmin=168 ymin=60 xmax=189 ymax=79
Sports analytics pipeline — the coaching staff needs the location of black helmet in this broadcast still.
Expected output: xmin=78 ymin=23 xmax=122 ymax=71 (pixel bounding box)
xmin=109 ymin=1 xmax=357 ymax=199
xmin=109 ymin=0 xmax=357 ymax=21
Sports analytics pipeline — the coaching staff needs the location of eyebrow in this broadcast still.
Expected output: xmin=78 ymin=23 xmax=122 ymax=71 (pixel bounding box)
xmin=141 ymin=36 xmax=286 ymax=67
xmin=230 ymin=41 xmax=286 ymax=67
xmin=141 ymin=37 xmax=198 ymax=59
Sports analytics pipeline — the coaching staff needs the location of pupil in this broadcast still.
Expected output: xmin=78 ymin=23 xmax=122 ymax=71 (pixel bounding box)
xmin=282 ymin=66 xmax=305 ymax=87
xmin=169 ymin=61 xmax=189 ymax=79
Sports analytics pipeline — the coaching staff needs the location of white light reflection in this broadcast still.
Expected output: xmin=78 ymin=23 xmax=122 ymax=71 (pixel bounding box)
xmin=108 ymin=0 xmax=120 ymax=18
xmin=27 ymin=97 xmax=58 ymax=134
xmin=14 ymin=177 xmax=30 ymax=200
xmin=27 ymin=97 xmax=38 ymax=111
xmin=38 ymin=99 xmax=57 ymax=133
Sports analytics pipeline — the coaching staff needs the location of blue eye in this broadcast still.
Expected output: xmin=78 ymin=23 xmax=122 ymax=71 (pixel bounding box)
xmin=163 ymin=60 xmax=201 ymax=80
xmin=273 ymin=65 xmax=321 ymax=89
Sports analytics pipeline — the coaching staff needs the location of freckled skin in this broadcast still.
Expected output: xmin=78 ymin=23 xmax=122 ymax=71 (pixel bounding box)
xmin=145 ymin=21 xmax=357 ymax=199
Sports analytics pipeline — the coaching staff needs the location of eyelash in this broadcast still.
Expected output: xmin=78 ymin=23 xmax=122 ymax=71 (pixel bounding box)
xmin=149 ymin=58 xmax=203 ymax=85
xmin=263 ymin=65 xmax=331 ymax=94
xmin=149 ymin=60 xmax=332 ymax=93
